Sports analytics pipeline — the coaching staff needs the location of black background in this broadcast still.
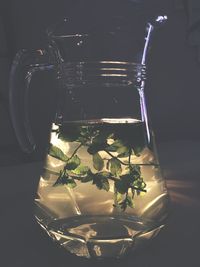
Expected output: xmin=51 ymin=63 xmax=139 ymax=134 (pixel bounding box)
xmin=0 ymin=1 xmax=200 ymax=267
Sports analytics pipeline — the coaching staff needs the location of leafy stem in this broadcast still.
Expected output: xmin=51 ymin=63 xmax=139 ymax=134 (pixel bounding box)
xmin=64 ymin=143 xmax=82 ymax=169
xmin=104 ymin=175 xmax=146 ymax=193
xmin=104 ymin=149 xmax=158 ymax=167
xmin=104 ymin=150 xmax=128 ymax=166
xmin=48 ymin=123 xmax=152 ymax=211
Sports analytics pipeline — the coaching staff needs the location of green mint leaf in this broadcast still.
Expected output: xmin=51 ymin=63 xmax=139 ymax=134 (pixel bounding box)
xmin=117 ymin=146 xmax=129 ymax=158
xmin=110 ymin=158 xmax=122 ymax=176
xmin=81 ymin=169 xmax=94 ymax=183
xmin=72 ymin=165 xmax=89 ymax=175
xmin=102 ymin=179 xmax=110 ymax=191
xmin=93 ymin=153 xmax=104 ymax=171
xmin=93 ymin=173 xmax=110 ymax=191
xmin=65 ymin=178 xmax=77 ymax=189
xmin=126 ymin=195 xmax=134 ymax=208
xmin=53 ymin=170 xmax=77 ymax=188
xmin=133 ymin=178 xmax=146 ymax=190
xmin=87 ymin=128 xmax=109 ymax=154
xmin=119 ymin=199 xmax=127 ymax=211
xmin=116 ymin=195 xmax=134 ymax=211
xmin=130 ymin=165 xmax=141 ymax=180
xmin=99 ymin=171 xmax=111 ymax=178
xmin=87 ymin=143 xmax=107 ymax=155
xmin=116 ymin=192 xmax=123 ymax=203
xmin=80 ymin=125 xmax=96 ymax=139
xmin=107 ymin=140 xmax=125 ymax=152
xmin=81 ymin=175 xmax=94 ymax=183
xmin=121 ymin=174 xmax=134 ymax=185
xmin=130 ymin=165 xmax=141 ymax=174
xmin=113 ymin=124 xmax=146 ymax=153
xmin=92 ymin=130 xmax=111 ymax=144
xmin=118 ymin=151 xmax=130 ymax=158
xmin=53 ymin=170 xmax=68 ymax=186
xmin=131 ymin=188 xmax=135 ymax=199
xmin=49 ymin=144 xmax=68 ymax=162
xmin=65 ymin=155 xmax=81 ymax=170
xmin=115 ymin=179 xmax=129 ymax=194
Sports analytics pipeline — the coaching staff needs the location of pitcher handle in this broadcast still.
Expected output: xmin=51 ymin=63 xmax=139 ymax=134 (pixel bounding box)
xmin=9 ymin=49 xmax=54 ymax=153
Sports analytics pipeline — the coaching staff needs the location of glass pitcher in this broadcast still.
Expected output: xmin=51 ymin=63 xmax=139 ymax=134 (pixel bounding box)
xmin=9 ymin=14 xmax=169 ymax=259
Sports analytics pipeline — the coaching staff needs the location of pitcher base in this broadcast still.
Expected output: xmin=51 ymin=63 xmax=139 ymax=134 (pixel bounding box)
xmin=36 ymin=215 xmax=164 ymax=258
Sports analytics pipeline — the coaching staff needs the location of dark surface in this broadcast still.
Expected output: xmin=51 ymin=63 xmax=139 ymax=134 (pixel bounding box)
xmin=0 ymin=141 xmax=200 ymax=267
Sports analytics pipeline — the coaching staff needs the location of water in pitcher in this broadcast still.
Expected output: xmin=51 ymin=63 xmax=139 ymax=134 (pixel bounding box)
xmin=35 ymin=118 xmax=168 ymax=258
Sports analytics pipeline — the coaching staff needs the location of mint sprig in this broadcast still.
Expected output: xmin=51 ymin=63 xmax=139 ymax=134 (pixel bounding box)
xmin=48 ymin=124 xmax=152 ymax=211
